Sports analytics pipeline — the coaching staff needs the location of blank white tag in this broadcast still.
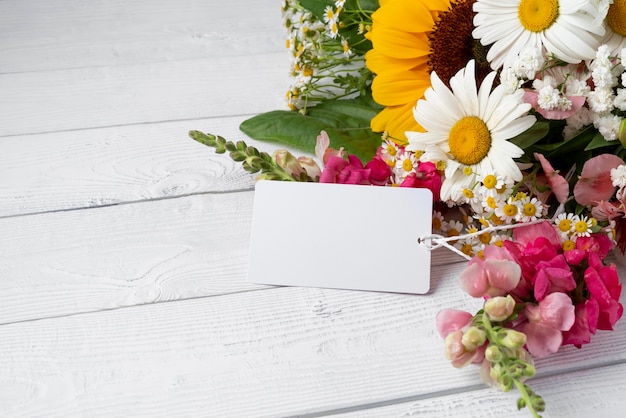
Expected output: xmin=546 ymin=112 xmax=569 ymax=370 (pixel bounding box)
xmin=248 ymin=181 xmax=432 ymax=294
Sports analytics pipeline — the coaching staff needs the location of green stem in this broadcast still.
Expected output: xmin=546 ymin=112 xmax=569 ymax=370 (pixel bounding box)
xmin=514 ymin=380 xmax=542 ymax=418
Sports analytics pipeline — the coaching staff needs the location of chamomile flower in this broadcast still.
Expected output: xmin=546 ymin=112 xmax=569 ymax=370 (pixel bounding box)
xmin=432 ymin=211 xmax=445 ymax=233
xmin=479 ymin=173 xmax=505 ymax=198
xmin=573 ymin=215 xmax=594 ymax=237
xmin=473 ymin=0 xmax=606 ymax=69
xmin=380 ymin=138 xmax=399 ymax=164
xmin=495 ymin=198 xmax=522 ymax=223
xmin=406 ymin=60 xmax=535 ymax=205
xmin=323 ymin=6 xmax=338 ymax=24
xmin=554 ymin=212 xmax=578 ymax=238
xmin=445 ymin=220 xmax=465 ymax=243
xmin=518 ymin=196 xmax=545 ymax=222
xmin=396 ymin=152 xmax=418 ymax=179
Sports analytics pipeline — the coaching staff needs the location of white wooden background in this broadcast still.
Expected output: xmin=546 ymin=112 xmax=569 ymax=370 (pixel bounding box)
xmin=1 ymin=1 xmax=625 ymax=417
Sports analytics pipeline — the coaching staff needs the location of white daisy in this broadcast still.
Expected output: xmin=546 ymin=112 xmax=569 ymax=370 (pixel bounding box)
xmin=573 ymin=215 xmax=594 ymax=237
xmin=406 ymin=60 xmax=535 ymax=204
xmin=495 ymin=198 xmax=522 ymax=223
xmin=554 ymin=212 xmax=578 ymax=239
xmin=518 ymin=196 xmax=545 ymax=222
xmin=600 ymin=1 xmax=626 ymax=56
xmin=473 ymin=0 xmax=606 ymax=69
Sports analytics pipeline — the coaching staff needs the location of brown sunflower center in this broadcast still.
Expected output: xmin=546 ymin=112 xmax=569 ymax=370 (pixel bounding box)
xmin=607 ymin=0 xmax=626 ymax=36
xmin=428 ymin=0 xmax=491 ymax=87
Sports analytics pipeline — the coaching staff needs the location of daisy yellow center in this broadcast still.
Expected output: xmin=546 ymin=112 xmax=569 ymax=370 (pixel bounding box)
xmin=518 ymin=0 xmax=559 ymax=33
xmin=558 ymin=219 xmax=572 ymax=232
xmin=448 ymin=116 xmax=492 ymax=165
xmin=575 ymin=220 xmax=589 ymax=233
xmin=463 ymin=188 xmax=475 ymax=199
xmin=494 ymin=239 xmax=504 ymax=247
xmin=402 ymin=158 xmax=414 ymax=172
xmin=483 ymin=174 xmax=497 ymax=189
xmin=523 ymin=203 xmax=536 ymax=217
xmin=486 ymin=196 xmax=497 ymax=209
xmin=479 ymin=232 xmax=492 ymax=244
xmin=386 ymin=144 xmax=397 ymax=157
xmin=503 ymin=203 xmax=518 ymax=217
xmin=461 ymin=243 xmax=474 ymax=256
xmin=562 ymin=240 xmax=576 ymax=251
xmin=607 ymin=0 xmax=626 ymax=36
xmin=432 ymin=217 xmax=442 ymax=230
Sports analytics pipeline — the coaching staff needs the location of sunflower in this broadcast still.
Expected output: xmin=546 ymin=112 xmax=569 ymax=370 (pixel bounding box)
xmin=365 ymin=0 xmax=490 ymax=145
xmin=473 ymin=0 xmax=605 ymax=70
xmin=405 ymin=60 xmax=536 ymax=204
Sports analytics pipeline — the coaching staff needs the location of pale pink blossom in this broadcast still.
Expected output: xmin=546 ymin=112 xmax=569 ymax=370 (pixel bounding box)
xmin=573 ymin=154 xmax=625 ymax=206
xmin=522 ymin=292 xmax=575 ymax=358
xmin=459 ymin=257 xmax=521 ymax=298
xmin=534 ymin=153 xmax=569 ymax=204
xmin=315 ymin=131 xmax=345 ymax=165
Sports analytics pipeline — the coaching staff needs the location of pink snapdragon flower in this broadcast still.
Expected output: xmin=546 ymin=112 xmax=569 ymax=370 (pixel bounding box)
xmin=436 ymin=309 xmax=486 ymax=368
xmin=315 ymin=131 xmax=345 ymax=164
xmin=520 ymin=292 xmax=575 ymax=358
xmin=365 ymin=157 xmax=393 ymax=186
xmin=399 ymin=161 xmax=442 ymax=201
xmin=319 ymin=154 xmax=371 ymax=185
xmin=458 ymin=245 xmax=521 ymax=298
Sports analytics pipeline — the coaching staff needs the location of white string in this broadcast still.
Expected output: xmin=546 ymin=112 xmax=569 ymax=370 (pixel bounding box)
xmin=417 ymin=218 xmax=549 ymax=260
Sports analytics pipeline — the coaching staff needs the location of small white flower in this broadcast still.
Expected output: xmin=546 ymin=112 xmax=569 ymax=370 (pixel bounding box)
xmin=611 ymin=165 xmax=626 ymax=188
xmin=588 ymin=89 xmax=615 ymax=113
xmin=494 ymin=198 xmax=521 ymax=223
xmin=615 ymin=89 xmax=626 ymax=111
xmin=512 ymin=46 xmax=544 ymax=79
xmin=573 ymin=216 xmax=594 ymax=238
xmin=335 ymin=0 xmax=346 ymax=7
xmin=396 ymin=152 xmax=418 ymax=179
xmin=594 ymin=114 xmax=623 ymax=141
xmin=555 ymin=213 xmax=578 ymax=239
xmin=537 ymin=85 xmax=562 ymax=110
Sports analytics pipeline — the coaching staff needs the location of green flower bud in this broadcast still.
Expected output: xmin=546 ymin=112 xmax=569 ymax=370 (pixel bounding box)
xmin=485 ymin=345 xmax=503 ymax=363
xmin=499 ymin=329 xmax=527 ymax=349
xmin=273 ymin=150 xmax=305 ymax=177
xmin=484 ymin=295 xmax=516 ymax=322
xmin=461 ymin=326 xmax=487 ymax=351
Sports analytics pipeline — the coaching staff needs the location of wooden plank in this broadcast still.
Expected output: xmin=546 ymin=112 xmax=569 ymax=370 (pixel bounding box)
xmin=0 ymin=282 xmax=623 ymax=417
xmin=0 ymin=0 xmax=285 ymax=73
xmin=0 ymin=115 xmax=286 ymax=217
xmin=0 ymin=188 xmax=465 ymax=324
xmin=0 ymin=53 xmax=289 ymax=137
xmin=333 ymin=362 xmax=626 ymax=418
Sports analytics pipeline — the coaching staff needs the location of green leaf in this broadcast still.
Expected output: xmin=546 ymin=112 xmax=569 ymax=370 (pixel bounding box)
xmin=584 ymin=131 xmax=617 ymax=151
xmin=509 ymin=121 xmax=550 ymax=149
xmin=240 ymin=97 xmax=382 ymax=161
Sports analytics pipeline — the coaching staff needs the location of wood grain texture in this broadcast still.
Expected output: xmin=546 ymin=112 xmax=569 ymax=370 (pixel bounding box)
xmin=333 ymin=362 xmax=626 ymax=417
xmin=0 ymin=115 xmax=294 ymax=217
xmin=0 ymin=281 xmax=624 ymax=417
xmin=0 ymin=0 xmax=285 ymax=73
xmin=0 ymin=185 xmax=467 ymax=325
xmin=0 ymin=54 xmax=289 ymax=137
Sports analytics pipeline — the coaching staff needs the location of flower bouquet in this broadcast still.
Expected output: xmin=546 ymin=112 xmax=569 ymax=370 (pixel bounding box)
xmin=190 ymin=0 xmax=626 ymax=416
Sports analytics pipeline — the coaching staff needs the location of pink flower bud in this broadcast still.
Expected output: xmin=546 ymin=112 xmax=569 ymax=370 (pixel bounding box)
xmin=297 ymin=156 xmax=321 ymax=179
xmin=273 ymin=150 xmax=305 ymax=177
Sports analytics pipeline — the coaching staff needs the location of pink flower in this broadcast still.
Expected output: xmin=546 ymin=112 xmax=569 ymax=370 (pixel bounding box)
xmin=573 ymin=154 xmax=625 ymax=206
xmin=436 ymin=309 xmax=473 ymax=339
xmin=591 ymin=200 xmax=623 ymax=221
xmin=319 ymin=155 xmax=371 ymax=185
xmin=563 ymin=300 xmax=599 ymax=348
xmin=400 ymin=161 xmax=442 ymax=201
xmin=364 ymin=157 xmax=392 ymax=186
xmin=533 ymin=254 xmax=577 ymax=301
xmin=524 ymin=90 xmax=586 ymax=120
xmin=584 ymin=264 xmax=623 ymax=331
xmin=315 ymin=131 xmax=345 ymax=165
xmin=521 ymin=292 xmax=575 ymax=358
xmin=458 ymin=247 xmax=521 ymax=298
xmin=534 ymin=153 xmax=569 ymax=204
xmin=436 ymin=310 xmax=485 ymax=368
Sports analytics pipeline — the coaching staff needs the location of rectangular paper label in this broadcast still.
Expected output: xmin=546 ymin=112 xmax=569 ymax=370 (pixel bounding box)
xmin=248 ymin=181 xmax=433 ymax=294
